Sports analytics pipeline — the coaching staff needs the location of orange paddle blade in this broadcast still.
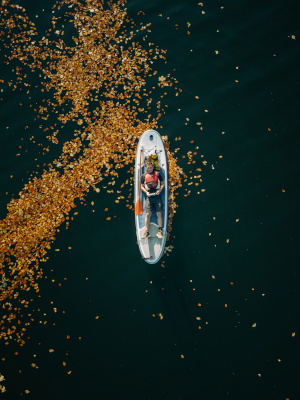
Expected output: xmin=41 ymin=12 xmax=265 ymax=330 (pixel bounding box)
xmin=135 ymin=196 xmax=143 ymax=215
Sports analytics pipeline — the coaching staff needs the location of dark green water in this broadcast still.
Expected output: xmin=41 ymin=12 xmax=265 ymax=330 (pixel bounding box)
xmin=1 ymin=0 xmax=300 ymax=399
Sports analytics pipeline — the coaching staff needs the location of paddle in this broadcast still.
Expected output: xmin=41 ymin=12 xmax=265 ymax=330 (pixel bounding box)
xmin=135 ymin=149 xmax=143 ymax=215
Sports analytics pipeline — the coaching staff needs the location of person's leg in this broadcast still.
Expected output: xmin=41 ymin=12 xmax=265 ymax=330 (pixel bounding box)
xmin=145 ymin=212 xmax=151 ymax=231
xmin=144 ymin=197 xmax=152 ymax=232
xmin=156 ymin=211 xmax=163 ymax=228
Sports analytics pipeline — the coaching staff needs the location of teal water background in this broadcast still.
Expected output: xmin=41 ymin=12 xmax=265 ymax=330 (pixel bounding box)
xmin=1 ymin=0 xmax=300 ymax=399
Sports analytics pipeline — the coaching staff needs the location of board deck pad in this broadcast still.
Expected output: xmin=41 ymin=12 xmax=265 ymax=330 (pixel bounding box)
xmin=139 ymin=224 xmax=162 ymax=260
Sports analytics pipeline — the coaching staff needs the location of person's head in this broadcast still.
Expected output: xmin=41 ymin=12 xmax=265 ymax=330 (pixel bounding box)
xmin=145 ymin=162 xmax=154 ymax=173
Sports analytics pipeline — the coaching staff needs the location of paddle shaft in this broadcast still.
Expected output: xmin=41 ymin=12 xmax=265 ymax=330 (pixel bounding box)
xmin=139 ymin=149 xmax=142 ymax=195
xmin=134 ymin=149 xmax=143 ymax=215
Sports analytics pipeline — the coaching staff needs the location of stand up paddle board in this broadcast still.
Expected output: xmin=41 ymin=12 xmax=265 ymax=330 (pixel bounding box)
xmin=135 ymin=130 xmax=168 ymax=264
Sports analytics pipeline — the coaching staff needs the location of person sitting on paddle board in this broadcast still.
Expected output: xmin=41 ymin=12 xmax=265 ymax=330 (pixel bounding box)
xmin=141 ymin=159 xmax=165 ymax=239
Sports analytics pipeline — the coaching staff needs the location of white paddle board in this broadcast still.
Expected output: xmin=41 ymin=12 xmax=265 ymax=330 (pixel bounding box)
xmin=135 ymin=130 xmax=168 ymax=264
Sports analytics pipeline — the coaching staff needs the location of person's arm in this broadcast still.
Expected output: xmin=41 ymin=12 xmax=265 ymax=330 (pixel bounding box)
xmin=155 ymin=176 xmax=165 ymax=195
xmin=141 ymin=185 xmax=150 ymax=196
xmin=141 ymin=175 xmax=150 ymax=196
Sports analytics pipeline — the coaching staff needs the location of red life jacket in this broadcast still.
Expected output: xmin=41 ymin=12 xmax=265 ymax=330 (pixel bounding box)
xmin=144 ymin=171 xmax=159 ymax=190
